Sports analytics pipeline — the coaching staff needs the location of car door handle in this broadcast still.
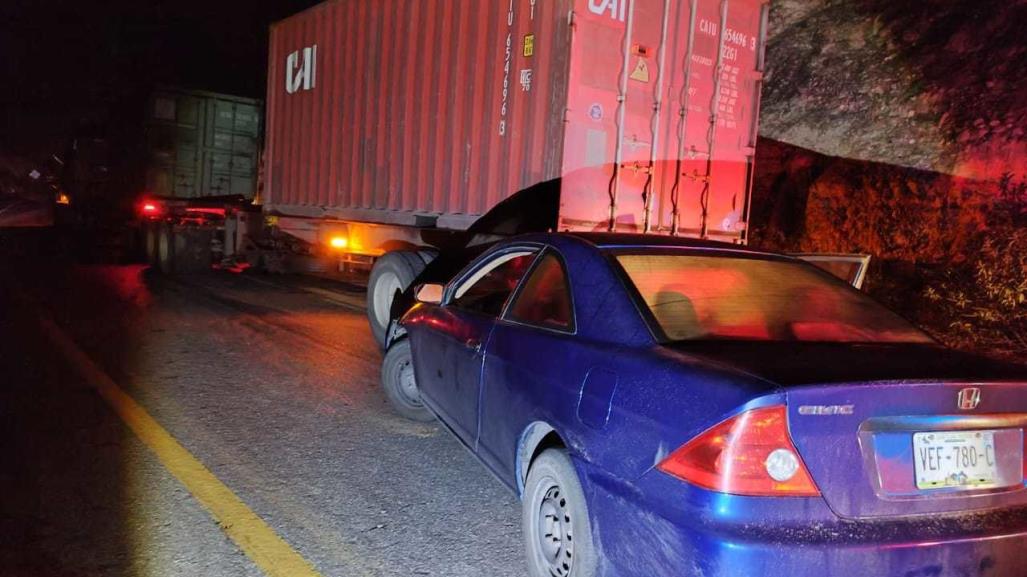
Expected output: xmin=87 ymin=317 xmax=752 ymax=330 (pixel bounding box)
xmin=464 ymin=338 xmax=482 ymax=353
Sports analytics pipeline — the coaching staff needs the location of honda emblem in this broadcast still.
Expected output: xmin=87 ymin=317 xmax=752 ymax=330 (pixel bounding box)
xmin=957 ymin=387 xmax=981 ymax=410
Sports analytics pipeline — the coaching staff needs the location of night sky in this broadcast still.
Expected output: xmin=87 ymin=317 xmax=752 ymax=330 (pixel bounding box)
xmin=1 ymin=0 xmax=321 ymax=155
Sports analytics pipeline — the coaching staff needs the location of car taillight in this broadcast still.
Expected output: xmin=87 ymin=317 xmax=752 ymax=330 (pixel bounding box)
xmin=657 ymin=405 xmax=820 ymax=497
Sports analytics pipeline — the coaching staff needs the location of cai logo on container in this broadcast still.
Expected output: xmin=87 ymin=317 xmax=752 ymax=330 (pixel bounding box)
xmin=286 ymin=45 xmax=317 ymax=94
xmin=588 ymin=0 xmax=628 ymax=21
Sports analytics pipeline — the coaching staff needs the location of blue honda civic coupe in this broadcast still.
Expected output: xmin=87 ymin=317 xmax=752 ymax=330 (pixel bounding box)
xmin=380 ymin=232 xmax=1027 ymax=577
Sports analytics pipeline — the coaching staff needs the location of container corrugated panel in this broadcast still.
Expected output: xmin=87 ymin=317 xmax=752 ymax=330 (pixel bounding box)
xmin=266 ymin=0 xmax=572 ymax=229
xmin=145 ymin=88 xmax=263 ymax=199
xmin=266 ymin=0 xmax=768 ymax=241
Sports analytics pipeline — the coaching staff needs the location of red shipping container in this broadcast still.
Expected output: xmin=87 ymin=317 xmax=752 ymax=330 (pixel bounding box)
xmin=266 ymin=0 xmax=769 ymax=241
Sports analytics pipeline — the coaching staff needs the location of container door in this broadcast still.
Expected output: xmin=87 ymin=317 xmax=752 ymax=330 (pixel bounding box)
xmin=206 ymin=98 xmax=260 ymax=198
xmin=560 ymin=0 xmax=669 ymax=232
xmin=203 ymin=151 xmax=232 ymax=196
xmin=206 ymin=100 xmax=234 ymax=197
xmin=560 ymin=0 xmax=768 ymax=242
xmin=663 ymin=0 xmax=767 ymax=240
xmin=229 ymin=113 xmax=259 ymax=197
xmin=173 ymin=137 xmax=199 ymax=198
xmin=174 ymin=96 xmax=202 ymax=198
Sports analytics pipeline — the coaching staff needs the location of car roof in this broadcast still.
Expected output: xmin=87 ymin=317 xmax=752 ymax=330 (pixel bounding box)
xmin=561 ymin=232 xmax=777 ymax=255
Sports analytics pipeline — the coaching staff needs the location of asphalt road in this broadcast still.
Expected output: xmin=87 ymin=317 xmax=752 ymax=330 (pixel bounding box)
xmin=0 ymin=230 xmax=523 ymax=577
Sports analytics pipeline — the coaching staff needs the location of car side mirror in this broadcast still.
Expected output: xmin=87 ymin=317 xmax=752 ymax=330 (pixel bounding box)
xmin=415 ymin=283 xmax=444 ymax=305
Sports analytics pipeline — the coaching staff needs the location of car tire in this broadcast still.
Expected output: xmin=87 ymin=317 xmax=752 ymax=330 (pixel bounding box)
xmin=367 ymin=250 xmax=434 ymax=349
xmin=380 ymin=339 xmax=434 ymax=422
xmin=523 ymin=448 xmax=598 ymax=577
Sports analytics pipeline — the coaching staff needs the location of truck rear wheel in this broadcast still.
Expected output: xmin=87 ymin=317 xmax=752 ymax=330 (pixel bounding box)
xmin=172 ymin=226 xmax=214 ymax=274
xmin=367 ymin=250 xmax=434 ymax=349
xmin=156 ymin=223 xmax=175 ymax=274
xmin=154 ymin=224 xmax=214 ymax=275
xmin=144 ymin=222 xmax=160 ymax=265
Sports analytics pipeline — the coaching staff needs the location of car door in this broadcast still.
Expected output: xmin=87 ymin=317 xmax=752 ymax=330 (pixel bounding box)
xmin=793 ymin=253 xmax=871 ymax=289
xmin=412 ymin=247 xmax=539 ymax=445
xmin=476 ymin=249 xmax=579 ymax=481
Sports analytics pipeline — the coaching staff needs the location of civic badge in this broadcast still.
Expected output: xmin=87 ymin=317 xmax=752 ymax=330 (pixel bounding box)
xmin=957 ymin=387 xmax=981 ymax=410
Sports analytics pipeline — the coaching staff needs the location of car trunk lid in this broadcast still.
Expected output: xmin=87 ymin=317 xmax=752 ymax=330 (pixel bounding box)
xmin=663 ymin=341 xmax=1027 ymax=519
xmin=787 ymin=381 xmax=1027 ymax=519
xmin=663 ymin=341 xmax=1027 ymax=387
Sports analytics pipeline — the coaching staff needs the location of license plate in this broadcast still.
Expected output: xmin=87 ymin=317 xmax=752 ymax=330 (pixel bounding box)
xmin=913 ymin=430 xmax=999 ymax=490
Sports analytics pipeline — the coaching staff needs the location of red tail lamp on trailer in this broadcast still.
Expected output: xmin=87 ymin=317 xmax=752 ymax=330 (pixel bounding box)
xmin=138 ymin=198 xmax=164 ymax=218
xmin=658 ymin=405 xmax=821 ymax=497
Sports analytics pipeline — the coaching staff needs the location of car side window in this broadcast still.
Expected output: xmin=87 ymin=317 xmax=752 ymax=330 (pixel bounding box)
xmin=506 ymin=252 xmax=574 ymax=332
xmin=451 ymin=251 xmax=538 ymax=317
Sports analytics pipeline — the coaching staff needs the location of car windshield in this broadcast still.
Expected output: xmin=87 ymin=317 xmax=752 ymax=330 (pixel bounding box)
xmin=615 ymin=252 xmax=932 ymax=344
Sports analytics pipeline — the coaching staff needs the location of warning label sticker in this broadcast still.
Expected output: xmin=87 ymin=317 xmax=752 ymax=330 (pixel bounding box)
xmin=629 ymin=58 xmax=650 ymax=83
xmin=523 ymin=34 xmax=535 ymax=58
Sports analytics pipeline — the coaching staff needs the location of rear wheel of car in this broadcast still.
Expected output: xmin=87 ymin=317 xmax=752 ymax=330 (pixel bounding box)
xmin=380 ymin=339 xmax=433 ymax=422
xmin=523 ymin=449 xmax=598 ymax=577
xmin=367 ymin=250 xmax=435 ymax=349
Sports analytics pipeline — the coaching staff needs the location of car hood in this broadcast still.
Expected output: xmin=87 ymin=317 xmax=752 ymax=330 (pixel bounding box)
xmin=661 ymin=341 xmax=1027 ymax=387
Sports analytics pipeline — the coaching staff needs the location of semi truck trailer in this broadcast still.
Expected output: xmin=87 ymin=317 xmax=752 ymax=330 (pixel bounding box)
xmin=141 ymin=0 xmax=782 ymax=348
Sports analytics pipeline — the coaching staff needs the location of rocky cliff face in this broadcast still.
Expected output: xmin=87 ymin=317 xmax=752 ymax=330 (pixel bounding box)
xmin=761 ymin=0 xmax=1027 ymax=179
xmin=752 ymin=0 xmax=1027 ymax=360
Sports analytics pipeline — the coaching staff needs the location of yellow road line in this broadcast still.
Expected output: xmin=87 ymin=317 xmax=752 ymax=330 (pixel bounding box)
xmin=38 ymin=316 xmax=326 ymax=577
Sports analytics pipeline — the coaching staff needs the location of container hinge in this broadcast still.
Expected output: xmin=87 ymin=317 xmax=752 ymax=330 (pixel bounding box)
xmin=621 ymin=162 xmax=653 ymax=175
xmin=681 ymin=170 xmax=711 ymax=183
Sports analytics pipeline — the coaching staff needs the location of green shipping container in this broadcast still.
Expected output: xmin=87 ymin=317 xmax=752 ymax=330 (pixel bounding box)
xmin=144 ymin=88 xmax=262 ymax=199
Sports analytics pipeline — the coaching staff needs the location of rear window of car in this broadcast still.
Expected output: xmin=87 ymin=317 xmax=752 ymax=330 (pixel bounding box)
xmin=615 ymin=253 xmax=932 ymax=344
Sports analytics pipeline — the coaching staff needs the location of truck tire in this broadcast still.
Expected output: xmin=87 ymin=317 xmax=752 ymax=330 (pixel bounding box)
xmin=367 ymin=250 xmax=434 ymax=349
xmin=417 ymin=249 xmax=439 ymax=265
xmin=156 ymin=223 xmax=176 ymax=274
xmin=144 ymin=222 xmax=160 ymax=265
xmin=155 ymin=224 xmax=213 ymax=275
xmin=380 ymin=339 xmax=434 ymax=422
xmin=172 ymin=226 xmax=214 ymax=274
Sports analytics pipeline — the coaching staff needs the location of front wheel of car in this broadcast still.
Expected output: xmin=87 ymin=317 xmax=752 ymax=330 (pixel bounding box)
xmin=380 ymin=339 xmax=434 ymax=422
xmin=523 ymin=449 xmax=598 ymax=577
